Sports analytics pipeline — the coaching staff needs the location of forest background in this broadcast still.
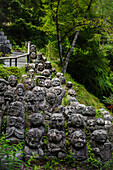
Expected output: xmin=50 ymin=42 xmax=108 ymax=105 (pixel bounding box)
xmin=1 ymin=0 xmax=113 ymax=102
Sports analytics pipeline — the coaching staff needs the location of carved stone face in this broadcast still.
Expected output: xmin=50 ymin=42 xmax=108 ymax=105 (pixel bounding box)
xmin=48 ymin=129 xmax=64 ymax=143
xmin=64 ymin=106 xmax=76 ymax=119
xmin=41 ymin=69 xmax=50 ymax=77
xmin=8 ymin=75 xmax=17 ymax=87
xmin=30 ymin=45 xmax=36 ymax=53
xmin=45 ymin=61 xmax=52 ymax=69
xmin=37 ymin=63 xmax=44 ymax=71
xmin=29 ymin=113 xmax=44 ymax=127
xmin=36 ymin=77 xmax=45 ymax=87
xmin=24 ymin=91 xmax=36 ymax=105
xmin=46 ymin=92 xmax=56 ymax=105
xmin=52 ymin=78 xmax=61 ymax=87
xmin=87 ymin=119 xmax=96 ymax=127
xmin=50 ymin=113 xmax=64 ymax=130
xmin=45 ymin=80 xmax=52 ymax=88
xmin=85 ymin=106 xmax=96 ymax=116
xmin=93 ymin=130 xmax=108 ymax=144
xmin=76 ymin=104 xmax=86 ymax=115
xmin=54 ymin=87 xmax=62 ymax=96
xmin=24 ymin=78 xmax=35 ymax=90
xmin=29 ymin=69 xmax=34 ymax=77
xmin=68 ymin=114 xmax=84 ymax=128
xmin=71 ymin=130 xmax=86 ymax=148
xmin=96 ymin=118 xmax=105 ymax=126
xmin=0 ymin=79 xmax=8 ymax=95
xmin=16 ymin=83 xmax=25 ymax=96
xmin=32 ymin=87 xmax=44 ymax=101
xmin=4 ymin=90 xmax=14 ymax=103
xmin=8 ymin=101 xmax=23 ymax=117
xmin=66 ymin=81 xmax=73 ymax=88
xmin=30 ymin=52 xmax=37 ymax=59
xmin=26 ymin=129 xmax=42 ymax=148
xmin=37 ymin=52 xmax=43 ymax=60
xmin=67 ymin=89 xmax=76 ymax=97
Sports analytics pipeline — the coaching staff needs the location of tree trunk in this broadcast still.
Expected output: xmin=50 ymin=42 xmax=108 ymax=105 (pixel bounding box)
xmin=62 ymin=31 xmax=79 ymax=73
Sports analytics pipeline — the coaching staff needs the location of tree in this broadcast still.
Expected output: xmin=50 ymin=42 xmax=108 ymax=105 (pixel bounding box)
xmin=40 ymin=0 xmax=113 ymax=73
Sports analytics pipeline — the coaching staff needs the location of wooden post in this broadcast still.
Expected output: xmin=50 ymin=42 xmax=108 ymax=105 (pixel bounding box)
xmin=10 ymin=58 xmax=12 ymax=66
xmin=15 ymin=58 xmax=17 ymax=67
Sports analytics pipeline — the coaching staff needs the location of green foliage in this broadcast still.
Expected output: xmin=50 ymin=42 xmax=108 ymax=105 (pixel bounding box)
xmin=0 ymin=65 xmax=25 ymax=80
xmin=0 ymin=136 xmax=24 ymax=170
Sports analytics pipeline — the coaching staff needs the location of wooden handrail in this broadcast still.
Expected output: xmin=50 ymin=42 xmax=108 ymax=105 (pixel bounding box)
xmin=0 ymin=41 xmax=31 ymax=66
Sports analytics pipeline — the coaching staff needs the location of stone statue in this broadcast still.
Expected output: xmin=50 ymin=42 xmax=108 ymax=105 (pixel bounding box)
xmin=70 ymin=130 xmax=88 ymax=161
xmin=41 ymin=69 xmax=51 ymax=79
xmin=30 ymin=45 xmax=36 ymax=53
xmin=32 ymin=86 xmax=45 ymax=111
xmin=96 ymin=118 xmax=105 ymax=130
xmin=36 ymin=63 xmax=44 ymax=74
xmin=66 ymin=81 xmax=73 ymax=89
xmin=76 ymin=104 xmax=86 ymax=116
xmin=47 ymin=129 xmax=66 ymax=158
xmin=68 ymin=114 xmax=85 ymax=135
xmin=6 ymin=101 xmax=25 ymax=143
xmin=28 ymin=69 xmax=34 ymax=79
xmin=0 ymin=79 xmax=8 ymax=110
xmin=29 ymin=113 xmax=45 ymax=135
xmin=8 ymin=75 xmax=18 ymax=91
xmin=52 ymin=78 xmax=61 ymax=87
xmin=49 ymin=113 xmax=65 ymax=131
xmin=30 ymin=52 xmax=37 ymax=63
xmin=25 ymin=63 xmax=35 ymax=72
xmin=44 ymin=61 xmax=52 ymax=72
xmin=86 ymin=119 xmax=97 ymax=135
xmin=24 ymin=128 xmax=44 ymax=159
xmin=56 ymin=72 xmax=65 ymax=85
xmin=14 ymin=83 xmax=25 ymax=102
xmin=45 ymin=79 xmax=52 ymax=89
xmin=24 ymin=78 xmax=35 ymax=91
xmin=90 ymin=129 xmax=112 ymax=162
xmin=53 ymin=86 xmax=65 ymax=106
xmin=44 ymin=91 xmax=58 ymax=120
xmin=63 ymin=105 xmax=76 ymax=120
xmin=35 ymin=76 xmax=46 ymax=87
xmin=67 ymin=89 xmax=77 ymax=104
xmin=2 ymin=89 xmax=14 ymax=116
xmin=24 ymin=91 xmax=38 ymax=113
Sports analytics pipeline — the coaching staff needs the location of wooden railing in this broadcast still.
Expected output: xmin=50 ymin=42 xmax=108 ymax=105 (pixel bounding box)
xmin=0 ymin=41 xmax=31 ymax=67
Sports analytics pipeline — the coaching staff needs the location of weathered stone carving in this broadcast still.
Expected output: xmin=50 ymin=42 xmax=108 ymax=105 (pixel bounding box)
xmin=53 ymin=86 xmax=65 ymax=106
xmin=49 ymin=113 xmax=65 ymax=131
xmin=28 ymin=69 xmax=34 ymax=79
xmin=66 ymin=81 xmax=73 ymax=89
xmin=24 ymin=91 xmax=38 ymax=113
xmin=47 ymin=129 xmax=66 ymax=158
xmin=30 ymin=45 xmax=36 ymax=53
xmin=8 ymin=75 xmax=18 ymax=91
xmin=68 ymin=114 xmax=85 ymax=135
xmin=44 ymin=91 xmax=57 ymax=120
xmin=41 ymin=69 xmax=51 ymax=79
xmin=70 ymin=130 xmax=88 ymax=161
xmin=90 ymin=129 xmax=112 ymax=162
xmin=14 ymin=83 xmax=25 ymax=102
xmin=29 ymin=113 xmax=45 ymax=135
xmin=96 ymin=118 xmax=105 ymax=130
xmin=76 ymin=104 xmax=86 ymax=116
xmin=32 ymin=86 xmax=45 ymax=111
xmin=2 ymin=90 xmax=14 ymax=116
xmin=45 ymin=79 xmax=52 ymax=89
xmin=44 ymin=61 xmax=52 ymax=71
xmin=67 ymin=89 xmax=77 ymax=104
xmin=24 ymin=78 xmax=35 ymax=91
xmin=56 ymin=72 xmax=65 ymax=85
xmin=25 ymin=63 xmax=35 ymax=72
xmin=6 ymin=101 xmax=25 ymax=143
xmin=30 ymin=52 xmax=37 ymax=63
xmin=63 ymin=105 xmax=76 ymax=120
xmin=52 ymin=78 xmax=61 ymax=87
xmin=35 ymin=76 xmax=46 ymax=87
xmin=0 ymin=79 xmax=8 ymax=110
xmin=36 ymin=63 xmax=44 ymax=74
xmin=24 ymin=128 xmax=44 ymax=159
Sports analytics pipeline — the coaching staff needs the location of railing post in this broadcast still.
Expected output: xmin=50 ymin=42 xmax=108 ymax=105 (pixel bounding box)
xmin=10 ymin=58 xmax=12 ymax=66
xmin=15 ymin=58 xmax=17 ymax=67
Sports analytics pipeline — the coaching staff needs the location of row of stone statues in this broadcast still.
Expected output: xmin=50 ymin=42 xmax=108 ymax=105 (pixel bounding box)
xmin=0 ymin=44 xmax=112 ymax=163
